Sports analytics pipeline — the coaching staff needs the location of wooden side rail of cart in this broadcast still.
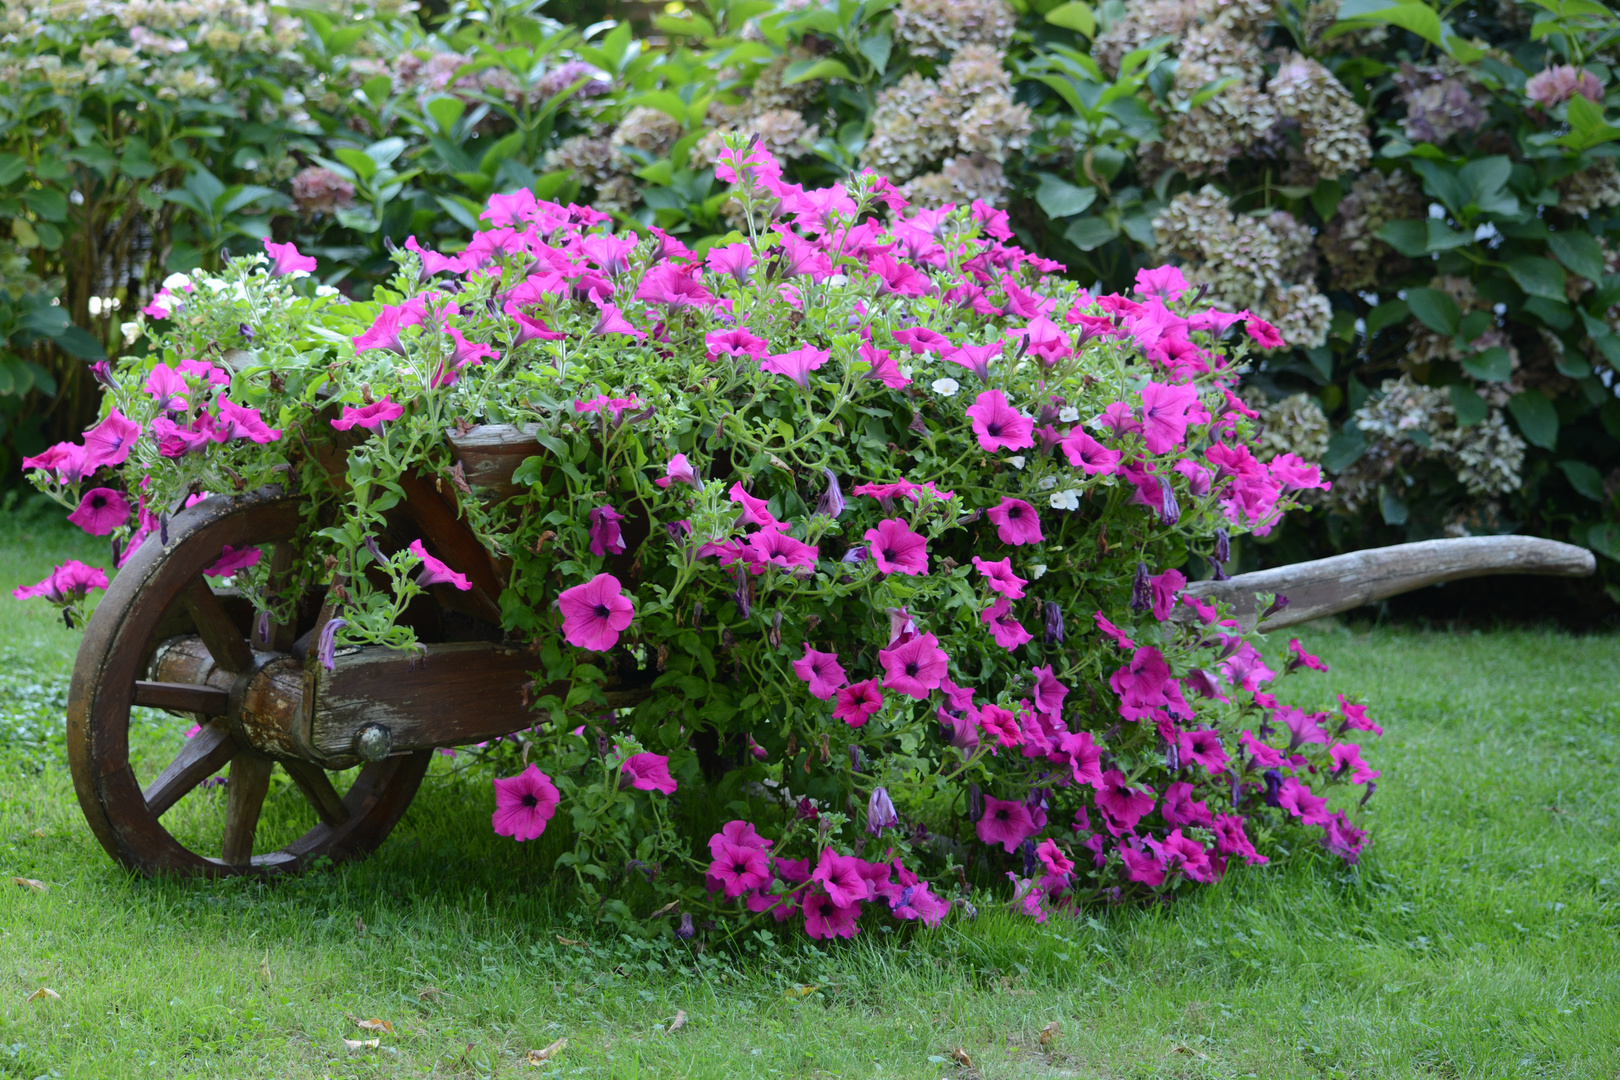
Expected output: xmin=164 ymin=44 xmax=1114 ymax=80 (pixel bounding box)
xmin=63 ymin=423 xmax=1599 ymax=877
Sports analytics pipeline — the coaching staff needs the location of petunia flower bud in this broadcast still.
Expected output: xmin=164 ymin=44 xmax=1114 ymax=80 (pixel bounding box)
xmin=1130 ymin=562 xmax=1151 ymax=612
xmin=316 ymin=617 xmax=348 ymax=672
xmin=968 ymin=783 xmax=983 ymax=823
xmin=867 ymin=787 xmax=898 ymax=834
xmin=1043 ymin=601 xmax=1064 ymax=645
xmin=676 ymin=913 xmax=695 ymax=940
xmin=816 ymin=468 xmax=845 ymax=519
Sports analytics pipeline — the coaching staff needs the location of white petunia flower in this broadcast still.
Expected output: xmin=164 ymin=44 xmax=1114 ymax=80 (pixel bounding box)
xmin=1030 ymin=563 xmax=1048 ymax=580
xmin=1008 ymin=455 xmax=1026 ymax=470
xmin=162 ymin=272 xmax=192 ymax=290
xmin=1037 ymin=475 xmax=1057 ymax=490
xmin=315 ymin=284 xmax=340 ymax=297
xmin=1049 ymin=489 xmax=1081 ymax=511
xmin=1058 ymin=406 xmax=1080 ymax=423
xmin=931 ymin=377 xmax=960 ymax=396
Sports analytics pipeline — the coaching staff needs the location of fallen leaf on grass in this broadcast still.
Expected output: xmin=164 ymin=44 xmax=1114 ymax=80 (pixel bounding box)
xmin=527 ymin=1038 xmax=567 ymax=1064
xmin=342 ymin=1038 xmax=380 ymax=1052
xmin=356 ymin=1018 xmax=395 ymax=1034
xmin=354 ymin=917 xmax=367 ymax=935
xmin=648 ymin=900 xmax=679 ymax=919
xmin=949 ymin=1047 xmax=973 ymax=1068
xmin=416 ymin=985 xmax=443 ymax=1001
xmin=26 ymin=987 xmax=60 ymax=1003
xmin=1172 ymin=1044 xmax=1210 ymax=1060
xmin=555 ymin=936 xmax=585 ymax=947
xmin=12 ymin=878 xmax=46 ymax=893
xmin=29 ymin=828 xmax=46 ymax=838
xmin=1038 ymin=1021 xmax=1060 ymax=1045
xmin=783 ymin=985 xmax=818 ymax=999
xmin=666 ymin=1010 xmax=687 ymax=1034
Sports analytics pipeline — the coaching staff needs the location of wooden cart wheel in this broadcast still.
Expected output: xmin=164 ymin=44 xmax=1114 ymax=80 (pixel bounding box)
xmin=66 ymin=487 xmax=431 ymax=877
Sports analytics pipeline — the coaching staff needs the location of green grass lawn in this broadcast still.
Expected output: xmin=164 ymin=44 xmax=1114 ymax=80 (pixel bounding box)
xmin=0 ymin=501 xmax=1617 ymax=1079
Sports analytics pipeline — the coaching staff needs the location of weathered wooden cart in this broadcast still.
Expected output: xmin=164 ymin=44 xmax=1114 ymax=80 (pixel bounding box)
xmin=66 ymin=423 xmax=1599 ymax=877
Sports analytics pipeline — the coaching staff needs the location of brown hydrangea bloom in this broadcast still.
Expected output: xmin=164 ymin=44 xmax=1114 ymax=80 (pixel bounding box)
xmin=892 ymin=0 xmax=1016 ymax=59
xmin=1320 ymin=170 xmax=1423 ymax=290
xmin=1268 ymin=53 xmax=1371 ymax=178
xmin=290 ymin=166 xmax=356 ymax=215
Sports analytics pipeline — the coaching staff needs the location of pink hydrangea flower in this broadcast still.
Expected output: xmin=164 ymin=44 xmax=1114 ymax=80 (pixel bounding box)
xmin=331 ymin=397 xmax=404 ymax=431
xmin=986 ymin=498 xmax=1043 ymax=546
xmin=833 ymin=679 xmax=884 ymax=726
xmin=492 ymin=764 xmax=560 ymax=841
xmin=976 ymin=796 xmax=1038 ymax=853
xmin=965 ymin=390 xmax=1034 ymax=453
xmin=1526 ymin=64 xmax=1604 ymax=107
xmin=558 ymin=572 xmax=635 ymax=650
xmin=792 ymin=644 xmax=847 ymax=700
xmin=864 ymin=518 xmax=928 ymax=575
xmin=67 ymin=488 xmax=130 ymax=536
xmin=621 ymin=752 xmax=677 ymax=794
xmin=970 ymin=556 xmax=1026 ymax=598
xmin=409 ymin=538 xmax=472 ymax=590
xmin=878 ymin=631 xmax=949 ymax=699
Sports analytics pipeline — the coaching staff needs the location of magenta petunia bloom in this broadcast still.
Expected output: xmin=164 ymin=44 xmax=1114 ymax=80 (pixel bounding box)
xmin=263 ymin=239 xmax=316 ymax=277
xmin=706 ymin=326 xmax=769 ymax=361
xmin=205 ymin=545 xmax=261 ymax=578
xmin=22 ymin=441 xmax=91 ymax=483
xmin=408 ymin=538 xmax=472 ymax=591
xmin=213 ymin=399 xmax=281 ymax=444
xmin=970 ymin=555 xmax=1026 ymax=598
xmin=943 ymin=341 xmax=1002 ymax=383
xmin=986 ymin=498 xmax=1043 ymax=546
xmin=834 ymin=679 xmax=883 ymax=726
xmin=591 ymin=300 xmax=646 ymax=339
xmin=1134 ymin=265 xmax=1188 ymax=302
xmin=144 ymin=363 xmax=190 ymax=410
xmin=353 ymin=299 xmax=429 ymax=356
xmin=82 ymin=410 xmax=141 ymax=471
xmin=331 ymin=397 xmax=405 ymax=431
xmin=491 ymin=764 xmax=560 ymax=841
xmin=1329 ymin=741 xmax=1380 ymax=784
xmin=1109 ymin=645 xmax=1192 ymax=722
xmin=1057 ymin=730 xmax=1103 ymax=787
xmin=1279 ymin=706 xmax=1332 ymax=749
xmin=67 ymin=488 xmax=130 ymax=536
xmin=12 ymin=560 xmax=108 ymax=603
xmin=737 ymin=526 xmax=820 ymax=576
xmin=1239 ymin=729 xmax=1286 ymax=769
xmin=728 ymin=483 xmax=778 ymax=528
xmin=1277 ymin=777 xmax=1331 ymax=825
xmin=1119 ymin=841 xmax=1165 ymax=886
xmin=709 ymin=840 xmax=772 ymax=897
xmin=634 ymin=262 xmax=717 ymax=309
xmin=878 ymin=631 xmax=949 ymax=699
xmin=812 ymin=848 xmax=871 ymax=907
xmin=976 ymin=796 xmax=1038 ymax=853
xmin=1093 ymin=611 xmax=1136 ymax=650
xmin=1178 ymin=728 xmax=1229 ymax=774
xmin=1160 ymin=829 xmax=1218 ymax=883
xmin=760 ymin=344 xmax=830 ymax=388
xmin=802 ymin=890 xmax=860 ymax=939
xmin=708 ymin=820 xmax=772 ymax=859
xmin=1007 ymin=315 xmax=1072 ymax=366
xmin=654 ymin=453 xmax=699 ymax=489
xmin=1059 ymin=429 xmax=1122 ymax=475
xmin=1245 ymin=318 xmax=1285 ymax=349
xmin=558 ymin=572 xmax=635 ymax=651
xmin=1036 ymin=838 xmax=1074 ymax=881
xmin=893 ymin=325 xmax=950 ymax=355
xmin=1031 ymin=664 xmax=1068 ymax=718
xmin=621 ymin=752 xmax=677 ymax=794
xmin=980 ymin=596 xmax=1032 ymax=650
xmin=864 ymin=518 xmax=929 ymax=576
xmin=1147 ymin=568 xmax=1185 ymax=621
xmin=1287 ymin=638 xmax=1329 ymax=672
xmin=1337 ymin=693 xmax=1383 ymax=736
xmin=1161 ymin=781 xmax=1214 ymax=828
xmin=504 ymin=302 xmax=566 ymax=344
xmin=1138 ymin=381 xmax=1204 ymax=455
xmin=1321 ymin=811 xmax=1368 ymax=863
xmin=859 ymin=342 xmax=910 ymax=389
xmin=705 ymin=241 xmax=756 ymax=283
xmin=792 ymin=644 xmax=847 ymax=700
xmin=1213 ymin=814 xmax=1268 ymax=865
xmin=964 ymin=390 xmax=1034 ymax=453
xmin=588 ymin=504 xmax=627 ymax=556
xmin=978 ymin=704 xmax=1022 ymax=747
xmin=1095 ymin=769 xmax=1156 ymax=836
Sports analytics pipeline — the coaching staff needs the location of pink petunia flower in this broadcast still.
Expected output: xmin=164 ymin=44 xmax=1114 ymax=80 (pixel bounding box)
xmin=802 ymin=890 xmax=860 ymax=939
xmin=859 ymin=342 xmax=910 ymax=389
xmin=1095 ymin=769 xmax=1156 ymax=836
xmin=491 ymin=764 xmax=560 ymax=841
xmin=504 ymin=302 xmax=567 ymax=344
xmin=1056 ymin=730 xmax=1103 ymax=787
xmin=1177 ymin=728 xmax=1229 ymax=774
xmin=590 ymin=299 xmax=646 ymax=339
xmin=976 ymin=796 xmax=1038 ymax=853
xmin=706 ymin=326 xmax=769 ymax=361
xmin=1134 ymin=265 xmax=1188 ymax=302
xmin=654 ymin=453 xmax=699 ymax=489
xmin=737 ymin=525 xmax=819 ymax=575
xmin=833 ymin=679 xmax=884 ymax=726
xmin=980 ymin=596 xmax=1032 ymax=650
xmin=812 ymin=849 xmax=872 ymax=907
xmin=1059 ymin=429 xmax=1122 ymax=475
xmin=213 ymin=399 xmax=281 ymax=444
xmin=558 ymin=572 xmax=635 ymax=651
xmin=634 ymin=263 xmax=717 ymax=309
xmin=943 ymin=341 xmax=1002 ymax=383
xmin=709 ymin=840 xmax=773 ymax=897
xmin=892 ymin=325 xmax=950 ymax=355
xmin=792 ymin=644 xmax=847 ymax=700
xmin=1245 ymin=318 xmax=1284 ymax=349
xmin=1007 ymin=315 xmax=1072 ymax=366
xmin=705 ymin=242 xmax=755 ymax=283
xmin=760 ymin=344 xmax=830 ymax=388
xmin=1119 ymin=840 xmax=1165 ymax=886
xmin=878 ymin=631 xmax=949 ymax=699
xmin=1031 ymin=664 xmax=1068 ymax=717
xmin=67 ymin=488 xmax=130 ymax=536
xmin=409 ymin=538 xmax=472 ymax=590
xmin=1161 ymin=781 xmax=1214 ymax=828
xmin=1213 ymin=814 xmax=1268 ymax=865
xmin=263 ymin=239 xmax=316 ymax=277
xmin=1337 ymin=694 xmax=1383 ymax=736
xmin=965 ymin=390 xmax=1034 ymax=453
xmin=1093 ymin=611 xmax=1136 ymax=649
xmin=82 ymin=410 xmax=141 ymax=471
xmin=1276 ymin=777 xmax=1331 ymax=825
xmin=12 ymin=560 xmax=108 ymax=603
xmin=864 ymin=518 xmax=929 ymax=575
xmin=970 ymin=555 xmax=1026 ymax=598
xmin=978 ymin=704 xmax=1023 ymax=747
xmin=708 ymin=820 xmax=772 ymax=858
xmin=986 ymin=498 xmax=1044 ymax=546
xmin=206 ymin=545 xmax=261 ymax=578
xmin=1147 ymin=568 xmax=1185 ymax=621
xmin=1240 ymin=729 xmax=1286 ymax=770
xmin=331 ymin=397 xmax=405 ymax=431
xmin=22 ymin=442 xmax=91 ymax=483
xmin=621 ymin=752 xmax=677 ymax=794
xmin=353 ymin=299 xmax=429 ymax=355
xmin=1109 ymin=645 xmax=1192 ymax=722
xmin=728 ymin=483 xmax=778 ymax=528
xmin=588 ymin=504 xmax=626 ymax=556
xmin=1138 ymin=381 xmax=1205 ymax=455
xmin=1287 ymin=638 xmax=1329 ymax=672
xmin=1329 ymin=741 xmax=1380 ymax=785
xmin=1321 ymin=811 xmax=1368 ymax=863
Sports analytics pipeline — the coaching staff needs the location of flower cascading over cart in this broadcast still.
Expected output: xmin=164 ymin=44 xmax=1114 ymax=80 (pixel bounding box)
xmin=20 ymin=137 xmax=1390 ymax=936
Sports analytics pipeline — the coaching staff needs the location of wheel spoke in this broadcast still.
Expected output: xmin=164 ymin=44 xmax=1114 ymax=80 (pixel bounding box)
xmin=183 ymin=578 xmax=255 ymax=674
xmin=282 ymin=759 xmax=351 ymax=827
xmin=221 ymin=753 xmax=275 ymax=865
xmin=143 ymin=724 xmax=237 ymax=819
xmin=251 ymin=543 xmax=298 ymax=653
xmin=133 ymin=681 xmax=229 ymax=715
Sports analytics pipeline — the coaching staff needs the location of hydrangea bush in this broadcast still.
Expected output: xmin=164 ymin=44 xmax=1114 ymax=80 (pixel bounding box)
xmin=17 ymin=143 xmax=1380 ymax=936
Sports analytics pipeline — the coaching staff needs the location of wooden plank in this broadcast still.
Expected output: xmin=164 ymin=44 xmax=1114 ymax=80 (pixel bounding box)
xmin=446 ymin=424 xmax=544 ymax=502
xmin=182 ymin=578 xmax=255 ymax=674
xmin=133 ymin=681 xmax=230 ymax=715
xmin=221 ymin=753 xmax=275 ymax=865
xmin=308 ymin=642 xmax=655 ymax=758
xmin=143 ymin=724 xmax=237 ymax=819
xmin=395 ymin=471 xmax=505 ymax=624
xmin=281 ymin=759 xmax=351 ymax=827
xmin=1183 ymin=536 xmax=1597 ymax=631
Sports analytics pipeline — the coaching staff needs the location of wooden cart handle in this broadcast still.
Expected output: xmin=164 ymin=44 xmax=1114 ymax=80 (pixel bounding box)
xmin=1183 ymin=535 xmax=1598 ymax=631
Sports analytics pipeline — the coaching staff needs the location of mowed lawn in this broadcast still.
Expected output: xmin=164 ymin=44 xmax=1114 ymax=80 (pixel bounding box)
xmin=0 ymin=501 xmax=1616 ymax=1079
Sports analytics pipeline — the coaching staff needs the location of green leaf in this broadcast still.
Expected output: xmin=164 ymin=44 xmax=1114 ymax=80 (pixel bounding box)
xmin=1449 ymin=384 xmax=1487 ymax=426
xmin=1524 ymin=296 xmax=1574 ymax=329
xmin=0 ymin=154 xmax=25 ymax=186
xmin=1063 ymin=216 xmax=1118 ymax=251
xmin=21 ymin=188 xmax=67 ymax=222
xmin=1406 ymin=287 xmax=1460 ymax=334
xmin=1567 ymin=94 xmax=1606 ymax=134
xmin=1589 ymin=522 xmax=1620 ymax=562
xmin=1506 ymin=256 xmax=1567 ymax=300
xmin=54 ymin=324 xmax=105 ymax=360
xmin=1377 ymin=219 xmax=1429 ymax=257
xmin=1323 ymin=426 xmax=1368 ymax=472
xmin=1508 ymin=389 xmax=1560 ymax=449
xmin=1335 ymin=0 xmax=1444 ymax=45
xmin=426 ymin=96 xmax=467 ymax=135
xmin=858 ymin=31 xmax=892 ymax=75
xmin=1044 ymin=0 xmax=1096 ymax=34
xmin=1034 ymin=173 xmax=1096 ymax=218
xmin=1366 ymin=299 xmax=1409 ymax=335
xmin=1425 ymin=218 xmax=1473 ymax=251
xmin=361 ymin=74 xmax=393 ymax=108
xmin=1461 ymin=346 xmax=1513 ymax=382
xmin=1558 ymin=460 xmax=1606 ymax=501
xmin=333 ymin=148 xmax=378 ymax=181
xmin=1548 ymin=230 xmax=1606 ymax=282
xmin=782 ymin=58 xmax=856 ymax=85
xmin=1380 ymin=487 xmax=1410 ymax=526
xmin=119 ymin=138 xmax=157 ymax=181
